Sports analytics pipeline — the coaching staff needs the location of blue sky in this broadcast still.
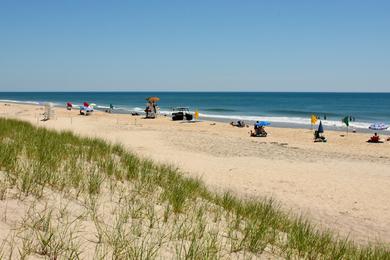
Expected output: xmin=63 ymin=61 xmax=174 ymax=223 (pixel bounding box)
xmin=0 ymin=1 xmax=389 ymax=92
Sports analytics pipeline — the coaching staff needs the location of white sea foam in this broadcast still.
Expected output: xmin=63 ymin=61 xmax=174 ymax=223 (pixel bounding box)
xmin=115 ymin=106 xmax=386 ymax=131
xmin=96 ymin=105 xmax=110 ymax=109
xmin=187 ymin=111 xmax=373 ymax=130
xmin=0 ymin=99 xmax=42 ymax=105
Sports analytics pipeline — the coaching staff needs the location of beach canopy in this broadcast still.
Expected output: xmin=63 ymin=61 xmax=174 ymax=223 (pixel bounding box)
xmin=146 ymin=96 xmax=160 ymax=102
xmin=317 ymin=121 xmax=324 ymax=133
xmin=255 ymin=121 xmax=271 ymax=127
xmin=369 ymin=122 xmax=389 ymax=130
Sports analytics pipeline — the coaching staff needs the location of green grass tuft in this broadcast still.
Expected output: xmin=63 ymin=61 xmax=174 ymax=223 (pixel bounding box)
xmin=0 ymin=118 xmax=389 ymax=259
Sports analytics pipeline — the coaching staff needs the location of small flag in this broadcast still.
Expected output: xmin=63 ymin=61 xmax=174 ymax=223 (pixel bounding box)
xmin=311 ymin=115 xmax=317 ymax=125
xmin=194 ymin=110 xmax=199 ymax=120
xmin=342 ymin=116 xmax=349 ymax=127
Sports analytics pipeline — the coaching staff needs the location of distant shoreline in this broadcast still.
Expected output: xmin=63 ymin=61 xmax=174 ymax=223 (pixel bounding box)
xmin=1 ymin=100 xmax=386 ymax=134
xmin=1 ymin=91 xmax=390 ymax=93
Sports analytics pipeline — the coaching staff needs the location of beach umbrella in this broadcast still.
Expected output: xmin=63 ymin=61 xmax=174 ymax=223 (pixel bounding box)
xmin=146 ymin=97 xmax=160 ymax=102
xmin=83 ymin=102 xmax=89 ymax=107
xmin=317 ymin=120 xmax=324 ymax=133
xmin=255 ymin=121 xmax=271 ymax=127
xmin=90 ymin=103 xmax=96 ymax=107
xmin=369 ymin=122 xmax=389 ymax=130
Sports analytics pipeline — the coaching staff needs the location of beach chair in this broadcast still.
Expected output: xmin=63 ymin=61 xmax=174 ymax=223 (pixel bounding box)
xmin=42 ymin=103 xmax=55 ymax=121
xmin=314 ymin=130 xmax=327 ymax=142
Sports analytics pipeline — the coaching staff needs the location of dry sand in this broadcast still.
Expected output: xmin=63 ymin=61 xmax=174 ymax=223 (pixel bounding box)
xmin=1 ymin=102 xmax=390 ymax=244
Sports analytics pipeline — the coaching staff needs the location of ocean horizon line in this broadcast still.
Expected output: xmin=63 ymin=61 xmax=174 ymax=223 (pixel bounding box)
xmin=1 ymin=90 xmax=390 ymax=94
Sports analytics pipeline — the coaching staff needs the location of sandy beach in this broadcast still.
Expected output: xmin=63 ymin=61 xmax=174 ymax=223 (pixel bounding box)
xmin=1 ymin=102 xmax=390 ymax=245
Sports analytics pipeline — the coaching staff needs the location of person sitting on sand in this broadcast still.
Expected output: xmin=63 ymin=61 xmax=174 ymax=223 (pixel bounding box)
xmin=368 ymin=133 xmax=381 ymax=143
xmin=314 ymin=130 xmax=327 ymax=142
xmin=250 ymin=126 xmax=267 ymax=137
xmin=259 ymin=126 xmax=267 ymax=135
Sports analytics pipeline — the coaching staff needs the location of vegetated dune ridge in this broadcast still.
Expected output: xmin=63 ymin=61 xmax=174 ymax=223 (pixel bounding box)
xmin=0 ymin=103 xmax=389 ymax=257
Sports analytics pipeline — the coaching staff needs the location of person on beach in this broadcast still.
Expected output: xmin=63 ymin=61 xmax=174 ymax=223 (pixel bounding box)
xmin=145 ymin=105 xmax=151 ymax=117
xmin=250 ymin=123 xmax=267 ymax=137
xmin=368 ymin=133 xmax=381 ymax=143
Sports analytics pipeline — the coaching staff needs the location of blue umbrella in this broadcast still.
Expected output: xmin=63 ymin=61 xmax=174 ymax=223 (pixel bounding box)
xmin=255 ymin=121 xmax=271 ymax=127
xmin=317 ymin=121 xmax=324 ymax=133
xmin=369 ymin=122 xmax=389 ymax=130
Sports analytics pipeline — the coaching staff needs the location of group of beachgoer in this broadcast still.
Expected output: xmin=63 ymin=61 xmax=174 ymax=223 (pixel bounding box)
xmin=230 ymin=119 xmax=390 ymax=143
xmin=64 ymin=102 xmax=390 ymax=143
xmin=144 ymin=101 xmax=160 ymax=118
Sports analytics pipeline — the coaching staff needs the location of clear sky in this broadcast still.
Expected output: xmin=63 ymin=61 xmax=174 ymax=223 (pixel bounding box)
xmin=0 ymin=0 xmax=389 ymax=92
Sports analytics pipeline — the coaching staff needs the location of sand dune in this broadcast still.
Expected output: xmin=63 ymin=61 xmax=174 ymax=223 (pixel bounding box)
xmin=1 ymin=102 xmax=390 ymax=244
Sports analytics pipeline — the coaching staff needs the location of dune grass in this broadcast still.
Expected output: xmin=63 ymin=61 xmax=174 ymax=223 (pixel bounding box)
xmin=0 ymin=117 xmax=389 ymax=259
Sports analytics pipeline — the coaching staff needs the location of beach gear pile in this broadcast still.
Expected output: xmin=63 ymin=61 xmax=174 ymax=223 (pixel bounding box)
xmin=79 ymin=102 xmax=94 ymax=115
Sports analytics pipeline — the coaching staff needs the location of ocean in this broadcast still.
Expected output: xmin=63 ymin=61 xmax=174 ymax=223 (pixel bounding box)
xmin=1 ymin=92 xmax=389 ymax=131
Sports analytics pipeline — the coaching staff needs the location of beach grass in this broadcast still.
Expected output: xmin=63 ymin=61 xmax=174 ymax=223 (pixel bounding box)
xmin=0 ymin=117 xmax=389 ymax=259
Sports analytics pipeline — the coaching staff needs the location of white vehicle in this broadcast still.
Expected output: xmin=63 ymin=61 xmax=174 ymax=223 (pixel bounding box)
xmin=171 ymin=107 xmax=193 ymax=121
